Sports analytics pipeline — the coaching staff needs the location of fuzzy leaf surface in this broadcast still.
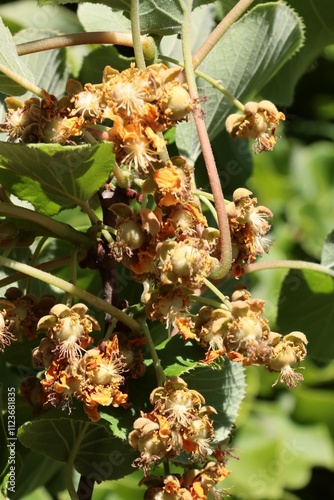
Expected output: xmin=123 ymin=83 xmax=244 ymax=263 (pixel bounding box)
xmin=0 ymin=142 xmax=114 ymax=216
xmin=176 ymin=2 xmax=304 ymax=162
xmin=224 ymin=0 xmax=334 ymax=104
xmin=184 ymin=360 xmax=245 ymax=440
xmin=18 ymin=414 xmax=136 ymax=480
xmin=13 ymin=28 xmax=69 ymax=100
xmin=40 ymin=0 xmax=213 ymax=35
xmin=0 ymin=17 xmax=35 ymax=95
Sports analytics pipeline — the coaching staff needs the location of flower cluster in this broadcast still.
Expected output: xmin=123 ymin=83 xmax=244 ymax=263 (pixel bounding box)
xmin=1 ymin=63 xmax=191 ymax=175
xmin=176 ymin=285 xmax=308 ymax=388
xmin=20 ymin=302 xmax=145 ymax=421
xmin=140 ymin=462 xmax=230 ymax=500
xmin=227 ymin=187 xmax=273 ymax=277
xmin=129 ymin=377 xmax=230 ymax=498
xmin=0 ymin=287 xmax=55 ymax=346
xmin=225 ymin=100 xmax=285 ymax=153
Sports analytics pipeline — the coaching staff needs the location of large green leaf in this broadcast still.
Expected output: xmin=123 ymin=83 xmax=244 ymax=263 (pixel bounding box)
xmin=224 ymin=0 xmax=334 ymax=105
xmin=0 ymin=0 xmax=81 ymax=34
xmin=183 ymin=360 xmax=245 ymax=441
xmin=14 ymin=29 xmax=68 ymax=100
xmin=40 ymin=0 xmax=213 ymax=35
xmin=157 ymin=335 xmax=207 ymax=377
xmin=176 ymin=2 xmax=304 ymax=162
xmin=77 ymin=2 xmax=131 ymax=33
xmin=18 ymin=412 xmax=136 ymax=480
xmin=0 ymin=17 xmax=35 ymax=96
xmin=0 ymin=142 xmax=114 ymax=216
xmin=277 ymin=269 xmax=334 ymax=363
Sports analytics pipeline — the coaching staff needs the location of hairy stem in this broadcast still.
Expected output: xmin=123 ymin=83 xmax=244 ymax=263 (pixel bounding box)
xmin=16 ymin=32 xmax=139 ymax=55
xmin=202 ymin=277 xmax=231 ymax=309
xmin=0 ymin=203 xmax=93 ymax=249
xmin=26 ymin=236 xmax=49 ymax=294
xmin=0 ymin=63 xmax=43 ymax=97
xmin=192 ymin=0 xmax=255 ymax=69
xmin=138 ymin=318 xmax=166 ymax=387
xmin=181 ymin=0 xmax=232 ymax=279
xmin=0 ymin=255 xmax=70 ymax=289
xmin=245 ymin=260 xmax=334 ymax=279
xmin=131 ymin=0 xmax=146 ymax=70
xmin=0 ymin=255 xmax=142 ymax=333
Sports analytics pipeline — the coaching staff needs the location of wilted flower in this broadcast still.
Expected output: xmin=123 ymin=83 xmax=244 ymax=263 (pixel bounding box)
xmin=225 ymin=100 xmax=285 ymax=153
xmin=267 ymin=331 xmax=308 ymax=387
xmin=37 ymin=303 xmax=100 ymax=362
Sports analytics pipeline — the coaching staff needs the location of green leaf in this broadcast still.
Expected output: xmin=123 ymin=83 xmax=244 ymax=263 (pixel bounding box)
xmin=159 ymin=4 xmax=215 ymax=66
xmin=0 ymin=142 xmax=114 ymax=216
xmin=11 ymin=452 xmax=63 ymax=500
xmin=41 ymin=0 xmax=213 ymax=35
xmin=78 ymin=46 xmax=134 ymax=84
xmin=78 ymin=2 xmax=131 ymax=33
xmin=262 ymin=0 xmax=334 ymax=105
xmin=157 ymin=335 xmax=207 ymax=377
xmin=0 ymin=1 xmax=82 ymax=34
xmin=277 ymin=269 xmax=334 ymax=363
xmin=224 ymin=0 xmax=334 ymax=105
xmin=321 ymin=230 xmax=334 ymax=270
xmin=184 ymin=359 xmax=246 ymax=440
xmin=14 ymin=29 xmax=68 ymax=100
xmin=176 ymin=2 xmax=304 ymax=162
xmin=0 ymin=17 xmax=35 ymax=96
xmin=18 ymin=413 xmax=136 ymax=480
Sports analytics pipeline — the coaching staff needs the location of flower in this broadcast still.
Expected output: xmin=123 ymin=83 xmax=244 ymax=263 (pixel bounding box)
xmin=37 ymin=303 xmax=100 ymax=362
xmin=0 ymin=308 xmax=15 ymax=352
xmin=225 ymin=100 xmax=285 ymax=153
xmin=129 ymin=377 xmax=216 ymax=473
xmin=267 ymin=331 xmax=308 ymax=387
xmin=227 ymin=188 xmax=273 ymax=276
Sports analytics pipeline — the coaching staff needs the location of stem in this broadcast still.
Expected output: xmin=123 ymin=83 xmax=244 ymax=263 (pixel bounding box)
xmin=245 ymin=260 xmax=334 ymax=280
xmin=26 ymin=236 xmax=49 ymax=294
xmin=81 ymin=201 xmax=100 ymax=226
xmin=0 ymin=255 xmax=70 ymax=289
xmin=63 ymin=247 xmax=80 ymax=307
xmin=181 ymin=0 xmax=232 ymax=279
xmin=0 ymin=203 xmax=93 ymax=249
xmin=198 ymin=194 xmax=218 ymax=224
xmin=202 ymin=277 xmax=231 ymax=309
xmin=192 ymin=0 xmax=255 ymax=69
xmin=66 ymin=422 xmax=90 ymax=500
xmin=138 ymin=318 xmax=166 ymax=387
xmin=0 ymin=255 xmax=142 ymax=334
xmin=191 ymin=294 xmax=229 ymax=310
xmin=130 ymin=0 xmax=146 ymax=70
xmin=16 ymin=32 xmax=139 ymax=56
xmin=0 ymin=63 xmax=43 ymax=97
xmin=194 ymin=68 xmax=245 ymax=111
